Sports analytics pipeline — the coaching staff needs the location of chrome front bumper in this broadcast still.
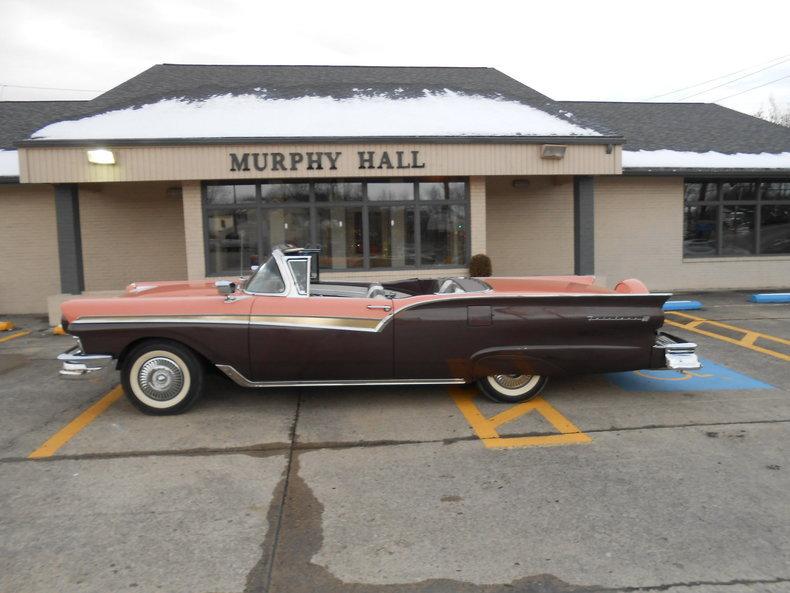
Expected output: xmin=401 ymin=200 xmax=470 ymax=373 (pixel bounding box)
xmin=58 ymin=346 xmax=114 ymax=379
xmin=654 ymin=332 xmax=701 ymax=370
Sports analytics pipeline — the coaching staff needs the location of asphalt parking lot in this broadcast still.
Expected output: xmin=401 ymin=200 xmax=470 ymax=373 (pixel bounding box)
xmin=1 ymin=291 xmax=788 ymax=593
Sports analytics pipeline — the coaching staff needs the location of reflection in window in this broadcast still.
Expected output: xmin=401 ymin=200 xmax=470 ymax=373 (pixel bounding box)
xmin=683 ymin=179 xmax=790 ymax=257
xmin=206 ymin=209 xmax=259 ymax=274
xmin=684 ymin=182 xmax=717 ymax=204
xmin=420 ymin=205 xmax=466 ymax=265
xmin=683 ymin=204 xmax=718 ymax=257
xmin=418 ymin=182 xmax=445 ymax=201
xmin=721 ymin=206 xmax=755 ymax=255
xmin=204 ymin=179 xmax=469 ymax=274
xmin=367 ymin=182 xmax=414 ymax=201
xmin=318 ymin=207 xmax=363 ymax=269
xmin=206 ymin=184 xmax=256 ymax=205
xmin=369 ymin=206 xmax=415 ymax=267
xmin=314 ymin=182 xmax=362 ymax=202
xmin=261 ymin=183 xmax=310 ymax=203
xmin=448 ymin=181 xmax=466 ymax=201
xmin=761 ymin=205 xmax=790 ymax=254
xmin=265 ymin=208 xmax=310 ymax=253
xmin=762 ymin=182 xmax=790 ymax=201
xmin=721 ymin=182 xmax=758 ymax=201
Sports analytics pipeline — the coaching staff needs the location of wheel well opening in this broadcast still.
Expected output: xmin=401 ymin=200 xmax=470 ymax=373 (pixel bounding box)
xmin=117 ymin=338 xmax=208 ymax=370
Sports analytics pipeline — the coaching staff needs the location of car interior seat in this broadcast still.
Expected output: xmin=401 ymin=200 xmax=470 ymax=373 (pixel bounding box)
xmin=366 ymin=283 xmax=388 ymax=299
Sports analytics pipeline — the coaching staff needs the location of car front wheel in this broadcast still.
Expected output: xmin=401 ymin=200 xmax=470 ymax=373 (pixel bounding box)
xmin=477 ymin=373 xmax=547 ymax=403
xmin=122 ymin=341 xmax=204 ymax=415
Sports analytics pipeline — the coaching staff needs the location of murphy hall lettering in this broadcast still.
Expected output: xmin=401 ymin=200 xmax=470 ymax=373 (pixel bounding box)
xmin=229 ymin=150 xmax=426 ymax=172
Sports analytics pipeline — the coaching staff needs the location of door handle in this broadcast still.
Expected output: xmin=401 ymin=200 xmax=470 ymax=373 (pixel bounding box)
xmin=367 ymin=304 xmax=392 ymax=311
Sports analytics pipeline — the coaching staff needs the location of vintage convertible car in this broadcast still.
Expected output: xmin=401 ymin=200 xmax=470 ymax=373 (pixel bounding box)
xmin=58 ymin=247 xmax=700 ymax=414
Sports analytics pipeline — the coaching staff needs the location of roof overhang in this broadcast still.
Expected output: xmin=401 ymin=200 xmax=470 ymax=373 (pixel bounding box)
xmin=623 ymin=167 xmax=790 ymax=178
xmin=17 ymin=135 xmax=625 ymax=148
xmin=17 ymin=139 xmax=623 ymax=183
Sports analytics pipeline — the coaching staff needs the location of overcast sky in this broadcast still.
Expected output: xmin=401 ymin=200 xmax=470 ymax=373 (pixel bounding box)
xmin=1 ymin=0 xmax=789 ymax=117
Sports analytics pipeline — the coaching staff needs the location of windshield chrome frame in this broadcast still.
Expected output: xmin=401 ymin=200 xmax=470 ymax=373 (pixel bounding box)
xmin=243 ymin=249 xmax=310 ymax=298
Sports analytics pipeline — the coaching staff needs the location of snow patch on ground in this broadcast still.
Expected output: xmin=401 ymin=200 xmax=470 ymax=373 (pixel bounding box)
xmin=31 ymin=90 xmax=602 ymax=140
xmin=623 ymin=149 xmax=790 ymax=169
xmin=0 ymin=150 xmax=19 ymax=177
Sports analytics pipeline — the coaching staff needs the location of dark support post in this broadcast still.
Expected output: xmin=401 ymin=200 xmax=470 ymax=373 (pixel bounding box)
xmin=573 ymin=176 xmax=595 ymax=275
xmin=54 ymin=184 xmax=85 ymax=294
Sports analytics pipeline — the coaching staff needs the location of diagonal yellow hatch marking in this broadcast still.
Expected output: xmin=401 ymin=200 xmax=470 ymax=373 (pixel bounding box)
xmin=450 ymin=386 xmax=591 ymax=449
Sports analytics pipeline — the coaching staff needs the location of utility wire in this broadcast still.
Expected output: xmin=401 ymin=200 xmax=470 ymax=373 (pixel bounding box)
xmin=647 ymin=53 xmax=790 ymax=100
xmin=713 ymin=72 xmax=790 ymax=102
xmin=674 ymin=58 xmax=790 ymax=101
xmin=0 ymin=83 xmax=100 ymax=92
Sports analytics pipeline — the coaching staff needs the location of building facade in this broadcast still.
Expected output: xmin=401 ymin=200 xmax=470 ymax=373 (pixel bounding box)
xmin=1 ymin=65 xmax=789 ymax=316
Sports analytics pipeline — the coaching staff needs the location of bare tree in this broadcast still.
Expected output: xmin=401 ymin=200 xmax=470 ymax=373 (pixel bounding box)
xmin=754 ymin=95 xmax=790 ymax=127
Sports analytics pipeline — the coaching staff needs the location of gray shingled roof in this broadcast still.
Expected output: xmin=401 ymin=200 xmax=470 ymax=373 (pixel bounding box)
xmin=559 ymin=101 xmax=790 ymax=154
xmin=29 ymin=64 xmax=617 ymax=139
xmin=95 ymin=64 xmax=557 ymax=106
xmin=0 ymin=100 xmax=89 ymax=149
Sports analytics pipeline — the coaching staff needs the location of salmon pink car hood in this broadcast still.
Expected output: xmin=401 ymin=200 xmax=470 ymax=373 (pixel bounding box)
xmin=123 ymin=279 xmax=241 ymax=298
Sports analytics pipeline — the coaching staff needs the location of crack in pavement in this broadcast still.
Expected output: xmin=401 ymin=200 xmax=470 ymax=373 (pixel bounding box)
xmin=239 ymin=409 xmax=789 ymax=593
xmin=245 ymin=391 xmax=302 ymax=593
xmin=4 ymin=417 xmax=789 ymax=464
xmin=246 ymin=450 xmax=603 ymax=593
xmin=604 ymin=576 xmax=790 ymax=591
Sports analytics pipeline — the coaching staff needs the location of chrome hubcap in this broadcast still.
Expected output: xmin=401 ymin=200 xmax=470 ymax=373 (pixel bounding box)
xmin=138 ymin=357 xmax=184 ymax=401
xmin=492 ymin=374 xmax=532 ymax=390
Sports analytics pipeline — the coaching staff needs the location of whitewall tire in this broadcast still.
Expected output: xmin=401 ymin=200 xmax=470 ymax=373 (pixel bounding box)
xmin=477 ymin=373 xmax=547 ymax=403
xmin=122 ymin=341 xmax=204 ymax=414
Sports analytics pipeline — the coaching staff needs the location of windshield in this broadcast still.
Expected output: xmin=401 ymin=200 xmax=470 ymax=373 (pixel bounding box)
xmin=287 ymin=259 xmax=309 ymax=295
xmin=245 ymin=256 xmax=286 ymax=294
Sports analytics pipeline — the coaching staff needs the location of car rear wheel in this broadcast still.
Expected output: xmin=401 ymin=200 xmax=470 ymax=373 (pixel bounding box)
xmin=477 ymin=373 xmax=547 ymax=403
xmin=122 ymin=341 xmax=204 ymax=415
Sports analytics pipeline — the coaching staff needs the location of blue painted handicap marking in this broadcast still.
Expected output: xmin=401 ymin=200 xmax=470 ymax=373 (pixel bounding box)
xmin=606 ymin=358 xmax=774 ymax=392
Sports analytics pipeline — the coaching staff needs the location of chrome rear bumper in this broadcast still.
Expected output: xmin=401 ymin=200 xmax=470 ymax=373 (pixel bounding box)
xmin=58 ymin=346 xmax=114 ymax=379
xmin=654 ymin=332 xmax=701 ymax=370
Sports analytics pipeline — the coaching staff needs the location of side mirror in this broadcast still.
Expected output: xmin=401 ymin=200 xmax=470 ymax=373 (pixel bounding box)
xmin=215 ymin=280 xmax=236 ymax=295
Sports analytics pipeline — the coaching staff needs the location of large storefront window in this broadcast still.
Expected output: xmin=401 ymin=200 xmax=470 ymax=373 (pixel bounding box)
xmin=204 ymin=179 xmax=469 ymax=275
xmin=684 ymin=180 xmax=790 ymax=258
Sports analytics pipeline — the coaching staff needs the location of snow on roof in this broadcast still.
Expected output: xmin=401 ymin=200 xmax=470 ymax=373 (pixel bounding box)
xmin=31 ymin=90 xmax=602 ymax=140
xmin=623 ymin=149 xmax=790 ymax=170
xmin=0 ymin=150 xmax=19 ymax=177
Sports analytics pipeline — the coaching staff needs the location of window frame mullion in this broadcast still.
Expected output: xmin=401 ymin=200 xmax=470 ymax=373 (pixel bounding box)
xmin=203 ymin=178 xmax=472 ymax=276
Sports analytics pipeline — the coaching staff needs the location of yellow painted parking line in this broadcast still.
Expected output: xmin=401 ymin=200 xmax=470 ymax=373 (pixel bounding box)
xmin=450 ymin=386 xmax=591 ymax=449
xmin=666 ymin=311 xmax=790 ymax=362
xmin=28 ymin=385 xmax=124 ymax=459
xmin=0 ymin=330 xmax=30 ymax=344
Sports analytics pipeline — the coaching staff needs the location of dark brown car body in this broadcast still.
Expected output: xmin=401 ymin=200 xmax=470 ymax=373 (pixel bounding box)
xmin=59 ymin=249 xmax=697 ymax=389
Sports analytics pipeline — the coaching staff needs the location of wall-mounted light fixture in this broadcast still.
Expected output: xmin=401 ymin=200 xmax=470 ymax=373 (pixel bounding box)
xmin=512 ymin=179 xmax=531 ymax=189
xmin=86 ymin=149 xmax=115 ymax=165
xmin=540 ymin=144 xmax=567 ymax=160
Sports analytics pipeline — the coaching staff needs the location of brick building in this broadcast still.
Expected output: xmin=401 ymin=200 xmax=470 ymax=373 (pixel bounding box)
xmin=1 ymin=64 xmax=789 ymax=315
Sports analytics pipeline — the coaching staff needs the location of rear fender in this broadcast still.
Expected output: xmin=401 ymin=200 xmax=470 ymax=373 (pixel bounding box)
xmin=471 ymin=347 xmax=566 ymax=378
xmin=470 ymin=344 xmax=651 ymax=378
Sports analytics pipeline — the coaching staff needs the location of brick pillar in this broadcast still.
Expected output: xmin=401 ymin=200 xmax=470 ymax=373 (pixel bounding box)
xmin=182 ymin=181 xmax=206 ymax=279
xmin=573 ymin=176 xmax=595 ymax=275
xmin=469 ymin=176 xmax=487 ymax=256
xmin=54 ymin=184 xmax=85 ymax=294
